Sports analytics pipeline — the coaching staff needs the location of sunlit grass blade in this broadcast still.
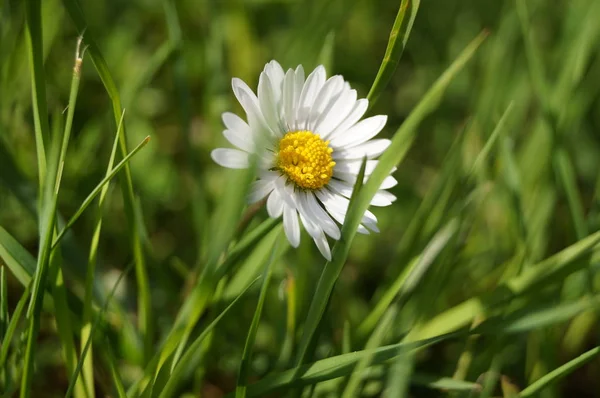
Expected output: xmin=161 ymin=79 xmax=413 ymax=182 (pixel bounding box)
xmin=295 ymin=32 xmax=487 ymax=367
xmin=405 ymin=230 xmax=600 ymax=342
xmin=52 ymin=135 xmax=151 ymax=248
xmin=62 ymin=0 xmax=153 ymax=359
xmin=367 ymin=0 xmax=421 ymax=105
xmin=156 ymin=278 xmax=261 ymax=398
xmin=239 ymin=332 xmax=461 ymax=397
xmin=475 ymin=295 xmax=600 ymax=335
xmin=520 ymin=346 xmax=600 ymax=397
xmin=236 ymin=242 xmax=280 ymax=398
xmin=342 ymin=306 xmax=397 ymax=397
xmin=64 ymin=263 xmax=132 ymax=398
xmin=358 ymin=219 xmax=459 ymax=338
xmin=214 ymin=217 xmax=281 ymax=280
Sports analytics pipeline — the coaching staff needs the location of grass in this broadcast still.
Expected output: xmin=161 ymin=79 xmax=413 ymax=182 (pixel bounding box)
xmin=2 ymin=0 xmax=600 ymax=396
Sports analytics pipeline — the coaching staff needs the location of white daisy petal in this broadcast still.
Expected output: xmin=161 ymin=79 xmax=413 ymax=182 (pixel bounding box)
xmin=300 ymin=191 xmax=340 ymax=239
xmin=314 ymin=189 xmax=370 ymax=234
xmin=222 ymin=112 xmax=251 ymax=134
xmin=334 ymin=160 xmax=379 ymax=175
xmin=223 ymin=129 xmax=254 ymax=152
xmin=380 ymin=175 xmax=398 ymax=189
xmin=258 ymin=72 xmax=284 ymax=136
xmin=370 ymin=190 xmax=397 ymax=207
xmin=231 ymin=78 xmax=271 ymax=134
xmin=211 ymin=148 xmax=249 ymax=169
xmin=283 ymin=205 xmax=301 ymax=247
xmin=283 ymin=69 xmax=297 ymax=130
xmin=330 ymin=115 xmax=387 ymax=148
xmin=308 ymin=75 xmax=344 ymax=130
xmin=298 ymin=211 xmax=332 ymax=260
xmin=266 ymin=188 xmax=284 ymax=218
xmin=264 ymin=60 xmax=285 ymax=100
xmin=327 ymin=99 xmax=369 ymax=141
xmin=297 ymin=65 xmax=326 ymax=129
xmin=333 ymin=139 xmax=391 ymax=160
xmin=315 ymin=85 xmax=357 ymax=137
xmin=326 ymin=179 xmax=354 ymax=198
xmin=248 ymin=179 xmax=275 ymax=203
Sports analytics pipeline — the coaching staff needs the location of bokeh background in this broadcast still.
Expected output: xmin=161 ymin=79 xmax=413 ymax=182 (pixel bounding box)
xmin=2 ymin=0 xmax=600 ymax=396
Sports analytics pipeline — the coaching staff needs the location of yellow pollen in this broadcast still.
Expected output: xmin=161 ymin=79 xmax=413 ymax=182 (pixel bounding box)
xmin=277 ymin=130 xmax=335 ymax=190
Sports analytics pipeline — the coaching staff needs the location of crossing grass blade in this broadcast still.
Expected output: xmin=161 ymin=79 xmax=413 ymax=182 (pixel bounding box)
xmin=519 ymin=346 xmax=600 ymax=397
xmin=295 ymin=31 xmax=487 ymax=367
xmin=52 ymin=135 xmax=151 ymax=248
xmin=156 ymin=278 xmax=261 ymax=398
xmin=64 ymin=263 xmax=132 ymax=398
xmin=236 ymin=241 xmax=280 ymax=398
xmin=62 ymin=0 xmax=153 ymax=359
xmin=80 ymin=110 xmax=127 ymax=398
xmin=358 ymin=219 xmax=459 ymax=338
xmin=404 ymin=230 xmax=600 ymax=342
xmin=237 ymin=332 xmax=462 ymax=397
xmin=0 ymin=280 xmax=32 ymax=369
xmin=342 ymin=306 xmax=397 ymax=397
xmin=367 ymin=0 xmax=420 ymax=106
xmin=102 ymin=339 xmax=128 ymax=398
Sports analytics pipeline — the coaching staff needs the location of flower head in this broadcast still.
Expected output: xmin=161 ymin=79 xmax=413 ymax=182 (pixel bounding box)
xmin=211 ymin=60 xmax=397 ymax=260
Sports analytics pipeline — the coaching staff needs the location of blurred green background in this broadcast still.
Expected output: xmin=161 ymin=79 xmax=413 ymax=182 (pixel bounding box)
xmin=2 ymin=0 xmax=600 ymax=396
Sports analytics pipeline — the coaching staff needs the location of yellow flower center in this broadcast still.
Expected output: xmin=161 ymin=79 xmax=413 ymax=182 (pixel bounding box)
xmin=277 ymin=130 xmax=335 ymax=190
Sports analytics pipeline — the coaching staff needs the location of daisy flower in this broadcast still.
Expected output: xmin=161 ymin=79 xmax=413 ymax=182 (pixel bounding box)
xmin=211 ymin=60 xmax=397 ymax=260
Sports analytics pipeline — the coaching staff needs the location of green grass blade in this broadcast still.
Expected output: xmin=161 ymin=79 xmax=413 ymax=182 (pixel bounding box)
xmin=49 ymin=249 xmax=84 ymax=397
xmin=236 ymin=242 xmax=279 ymax=398
xmin=359 ymin=219 xmax=459 ymax=337
xmin=157 ymin=278 xmax=260 ymax=398
xmin=520 ymin=346 xmax=600 ymax=397
xmin=0 ymin=280 xmax=32 ymax=369
xmin=0 ymin=267 xmax=8 ymax=340
xmin=554 ymin=148 xmax=587 ymax=239
xmin=0 ymin=226 xmax=37 ymax=288
xmin=470 ymin=102 xmax=515 ymax=177
xmin=239 ymin=332 xmax=461 ymax=397
xmin=475 ymin=295 xmax=600 ymax=335
xmin=64 ymin=263 xmax=132 ymax=398
xmin=61 ymin=0 xmax=153 ymax=359
xmin=101 ymin=340 xmax=128 ymax=398
xmin=52 ymin=135 xmax=150 ymax=248
xmin=214 ymin=217 xmax=281 ymax=280
xmin=367 ymin=0 xmax=420 ymax=105
xmin=358 ymin=220 xmax=457 ymax=338
xmin=405 ymin=230 xmax=600 ymax=342
xmin=25 ymin=0 xmax=49 ymax=191
xmin=342 ymin=307 xmax=397 ymax=397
